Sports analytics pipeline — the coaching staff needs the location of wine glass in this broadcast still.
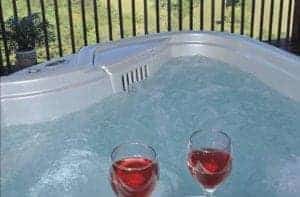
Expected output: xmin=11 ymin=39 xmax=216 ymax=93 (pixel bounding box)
xmin=186 ymin=130 xmax=232 ymax=197
xmin=110 ymin=142 xmax=159 ymax=197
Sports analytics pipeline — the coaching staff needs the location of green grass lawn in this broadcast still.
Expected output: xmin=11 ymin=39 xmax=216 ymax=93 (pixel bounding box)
xmin=1 ymin=0 xmax=295 ymax=66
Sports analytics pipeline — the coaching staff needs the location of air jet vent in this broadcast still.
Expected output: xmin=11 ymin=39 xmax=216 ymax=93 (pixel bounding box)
xmin=121 ymin=64 xmax=148 ymax=92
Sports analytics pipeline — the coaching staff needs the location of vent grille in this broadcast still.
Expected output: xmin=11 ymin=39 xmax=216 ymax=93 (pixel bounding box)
xmin=121 ymin=64 xmax=148 ymax=91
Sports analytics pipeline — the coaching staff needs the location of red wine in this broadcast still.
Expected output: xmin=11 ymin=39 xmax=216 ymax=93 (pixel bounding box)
xmin=187 ymin=149 xmax=232 ymax=189
xmin=110 ymin=157 xmax=159 ymax=197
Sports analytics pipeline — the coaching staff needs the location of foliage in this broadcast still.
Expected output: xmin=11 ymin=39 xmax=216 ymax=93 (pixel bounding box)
xmin=160 ymin=0 xmax=200 ymax=10
xmin=226 ymin=0 xmax=240 ymax=7
xmin=1 ymin=13 xmax=55 ymax=52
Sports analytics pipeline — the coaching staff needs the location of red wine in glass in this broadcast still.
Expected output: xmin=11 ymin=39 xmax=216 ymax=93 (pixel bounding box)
xmin=187 ymin=130 xmax=232 ymax=196
xmin=187 ymin=149 xmax=232 ymax=189
xmin=110 ymin=143 xmax=159 ymax=197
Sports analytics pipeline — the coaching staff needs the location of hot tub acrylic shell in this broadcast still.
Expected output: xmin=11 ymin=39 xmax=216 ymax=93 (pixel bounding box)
xmin=1 ymin=32 xmax=300 ymax=127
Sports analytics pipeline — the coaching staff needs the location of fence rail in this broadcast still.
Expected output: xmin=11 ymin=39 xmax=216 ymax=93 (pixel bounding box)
xmin=0 ymin=0 xmax=299 ymax=75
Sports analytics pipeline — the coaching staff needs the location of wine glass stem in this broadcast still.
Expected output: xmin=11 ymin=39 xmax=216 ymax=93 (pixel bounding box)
xmin=204 ymin=190 xmax=214 ymax=197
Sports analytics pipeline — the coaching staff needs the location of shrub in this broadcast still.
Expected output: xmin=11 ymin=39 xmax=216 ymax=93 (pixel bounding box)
xmin=1 ymin=13 xmax=55 ymax=52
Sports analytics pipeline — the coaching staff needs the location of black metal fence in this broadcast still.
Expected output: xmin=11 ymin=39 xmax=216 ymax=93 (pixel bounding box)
xmin=0 ymin=0 xmax=299 ymax=75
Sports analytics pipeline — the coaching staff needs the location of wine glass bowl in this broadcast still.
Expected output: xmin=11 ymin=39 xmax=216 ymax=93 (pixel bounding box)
xmin=187 ymin=130 xmax=232 ymax=196
xmin=110 ymin=142 xmax=159 ymax=197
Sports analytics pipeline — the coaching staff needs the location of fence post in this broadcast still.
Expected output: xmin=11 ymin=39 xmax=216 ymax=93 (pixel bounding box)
xmin=291 ymin=0 xmax=300 ymax=52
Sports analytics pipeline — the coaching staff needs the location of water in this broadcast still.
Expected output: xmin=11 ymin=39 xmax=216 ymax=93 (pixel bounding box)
xmin=1 ymin=56 xmax=300 ymax=197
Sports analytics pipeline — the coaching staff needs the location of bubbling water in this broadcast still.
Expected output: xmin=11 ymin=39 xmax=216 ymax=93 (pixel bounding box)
xmin=1 ymin=56 xmax=300 ymax=197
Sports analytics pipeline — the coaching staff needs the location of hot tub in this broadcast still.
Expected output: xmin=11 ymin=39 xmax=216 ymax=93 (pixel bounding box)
xmin=1 ymin=32 xmax=300 ymax=197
